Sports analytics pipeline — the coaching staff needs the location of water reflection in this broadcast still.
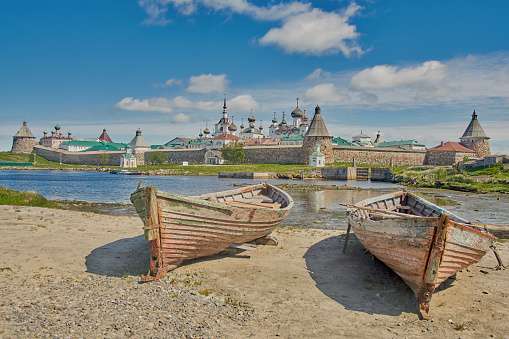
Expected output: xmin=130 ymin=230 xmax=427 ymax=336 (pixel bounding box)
xmin=2 ymin=170 xmax=506 ymax=229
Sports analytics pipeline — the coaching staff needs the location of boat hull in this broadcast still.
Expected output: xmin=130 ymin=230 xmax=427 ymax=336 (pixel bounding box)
xmin=131 ymin=183 xmax=293 ymax=280
xmin=347 ymin=191 xmax=495 ymax=319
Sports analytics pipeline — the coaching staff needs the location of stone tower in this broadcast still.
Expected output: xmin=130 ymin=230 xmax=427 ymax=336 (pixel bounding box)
xmin=302 ymin=105 xmax=333 ymax=164
xmin=459 ymin=110 xmax=491 ymax=157
xmin=11 ymin=120 xmax=36 ymax=154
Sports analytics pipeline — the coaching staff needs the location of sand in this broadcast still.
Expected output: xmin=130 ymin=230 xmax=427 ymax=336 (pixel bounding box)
xmin=0 ymin=205 xmax=508 ymax=338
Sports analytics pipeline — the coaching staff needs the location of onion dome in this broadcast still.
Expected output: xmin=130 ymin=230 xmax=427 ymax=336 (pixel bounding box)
xmin=248 ymin=113 xmax=256 ymax=123
xmin=228 ymin=122 xmax=237 ymax=132
xmin=291 ymin=98 xmax=304 ymax=118
xmin=55 ymin=123 xmax=61 ymax=130
xmin=259 ymin=120 xmax=263 ymax=131
xmin=204 ymin=127 xmax=210 ymax=134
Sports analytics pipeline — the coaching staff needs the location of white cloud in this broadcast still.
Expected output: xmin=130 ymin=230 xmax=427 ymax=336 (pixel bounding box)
xmin=228 ymin=94 xmax=260 ymax=112
xmin=141 ymin=0 xmax=310 ymax=22
xmin=138 ymin=0 xmax=172 ymax=25
xmin=139 ymin=1 xmax=363 ymax=57
xmin=350 ymin=61 xmax=449 ymax=90
xmin=187 ymin=74 xmax=229 ymax=93
xmin=171 ymin=113 xmax=191 ymax=123
xmin=115 ymin=94 xmax=259 ymax=114
xmin=306 ymin=68 xmax=331 ymax=81
xmin=259 ymin=5 xmax=363 ymax=57
xmin=153 ymin=78 xmax=183 ymax=88
xmin=115 ymin=97 xmax=174 ymax=113
xmin=304 ymin=83 xmax=348 ymax=103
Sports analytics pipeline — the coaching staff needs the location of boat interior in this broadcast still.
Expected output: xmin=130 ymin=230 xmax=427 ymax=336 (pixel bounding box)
xmin=193 ymin=183 xmax=290 ymax=210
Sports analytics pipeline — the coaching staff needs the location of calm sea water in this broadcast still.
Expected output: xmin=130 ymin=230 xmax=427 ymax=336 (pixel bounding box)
xmin=0 ymin=170 xmax=401 ymax=204
xmin=1 ymin=170 xmax=507 ymax=230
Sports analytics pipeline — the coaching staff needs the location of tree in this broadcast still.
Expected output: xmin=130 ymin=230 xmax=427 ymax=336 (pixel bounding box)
xmin=148 ymin=151 xmax=167 ymax=165
xmin=99 ymin=153 xmax=110 ymax=166
xmin=221 ymin=141 xmax=245 ymax=163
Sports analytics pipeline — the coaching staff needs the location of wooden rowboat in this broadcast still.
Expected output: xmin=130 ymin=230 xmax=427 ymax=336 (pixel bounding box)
xmin=130 ymin=182 xmax=294 ymax=281
xmin=345 ymin=191 xmax=497 ymax=319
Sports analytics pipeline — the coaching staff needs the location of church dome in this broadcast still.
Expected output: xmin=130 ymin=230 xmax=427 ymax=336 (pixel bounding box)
xmin=248 ymin=114 xmax=256 ymax=123
xmin=291 ymin=106 xmax=304 ymax=118
xmin=228 ymin=122 xmax=237 ymax=132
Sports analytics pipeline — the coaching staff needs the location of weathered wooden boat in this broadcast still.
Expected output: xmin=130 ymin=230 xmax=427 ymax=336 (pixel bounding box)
xmin=131 ymin=182 xmax=294 ymax=281
xmin=345 ymin=191 xmax=497 ymax=319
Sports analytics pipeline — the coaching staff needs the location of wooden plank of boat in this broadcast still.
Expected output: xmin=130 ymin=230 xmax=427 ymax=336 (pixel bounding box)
xmin=131 ymin=182 xmax=294 ymax=281
xmin=345 ymin=191 xmax=496 ymax=319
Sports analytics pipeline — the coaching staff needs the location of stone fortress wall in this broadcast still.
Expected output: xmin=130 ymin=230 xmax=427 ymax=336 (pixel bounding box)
xmin=36 ymin=144 xmax=427 ymax=167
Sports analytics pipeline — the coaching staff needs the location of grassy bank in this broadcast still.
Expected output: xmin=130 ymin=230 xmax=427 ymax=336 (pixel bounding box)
xmin=395 ymin=163 xmax=509 ymax=193
xmin=0 ymin=186 xmax=63 ymax=209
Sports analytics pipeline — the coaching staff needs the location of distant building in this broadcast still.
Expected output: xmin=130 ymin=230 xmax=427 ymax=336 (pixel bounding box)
xmin=351 ymin=131 xmax=373 ymax=147
xmin=268 ymin=99 xmax=310 ymax=138
xmin=129 ymin=129 xmax=150 ymax=165
xmin=425 ymin=141 xmax=475 ymax=166
xmin=211 ymin=133 xmax=241 ymax=149
xmin=309 ymin=143 xmax=325 ymax=167
xmin=302 ymin=105 xmax=333 ymax=164
xmin=98 ymin=128 xmax=113 ymax=143
xmin=204 ymin=150 xmax=224 ymax=164
xmin=280 ymin=135 xmax=303 ymax=145
xmin=11 ymin=120 xmax=36 ymax=154
xmin=129 ymin=129 xmax=150 ymax=151
xmin=185 ymin=139 xmax=212 ymax=149
xmin=238 ymin=112 xmax=264 ymax=139
xmin=332 ymin=137 xmax=355 ymax=146
xmin=39 ymin=124 xmax=73 ymax=149
xmin=120 ymin=145 xmax=137 ymax=168
xmin=164 ymin=137 xmax=195 ymax=147
xmin=60 ymin=140 xmax=102 ymax=152
xmin=459 ymin=110 xmax=491 ymax=157
xmin=214 ymin=97 xmax=237 ymax=136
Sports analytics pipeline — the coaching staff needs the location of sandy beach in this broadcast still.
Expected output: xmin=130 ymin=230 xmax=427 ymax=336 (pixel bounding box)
xmin=0 ymin=205 xmax=508 ymax=338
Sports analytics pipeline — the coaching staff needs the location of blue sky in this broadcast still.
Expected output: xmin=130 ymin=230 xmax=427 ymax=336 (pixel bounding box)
xmin=1 ymin=0 xmax=508 ymax=154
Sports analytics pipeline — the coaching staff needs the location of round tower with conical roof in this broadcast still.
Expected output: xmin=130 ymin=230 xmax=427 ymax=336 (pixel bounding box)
xmin=11 ymin=120 xmax=36 ymax=154
xmin=459 ymin=110 xmax=491 ymax=157
xmin=302 ymin=105 xmax=333 ymax=164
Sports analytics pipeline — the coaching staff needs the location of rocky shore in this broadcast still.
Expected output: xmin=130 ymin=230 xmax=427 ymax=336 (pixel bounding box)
xmin=1 ymin=205 xmax=508 ymax=338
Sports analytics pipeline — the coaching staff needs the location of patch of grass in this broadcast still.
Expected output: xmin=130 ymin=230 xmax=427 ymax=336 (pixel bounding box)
xmin=0 ymin=267 xmax=12 ymax=272
xmin=0 ymin=186 xmax=62 ymax=209
xmin=198 ymin=289 xmax=212 ymax=295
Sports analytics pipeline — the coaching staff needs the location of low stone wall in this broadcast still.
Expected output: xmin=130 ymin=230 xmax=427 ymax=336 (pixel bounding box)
xmin=425 ymin=151 xmax=473 ymax=166
xmin=333 ymin=146 xmax=426 ymax=166
xmin=371 ymin=167 xmax=392 ymax=181
xmin=244 ymin=145 xmax=303 ymax=164
xmin=319 ymin=167 xmax=357 ymax=180
xmin=143 ymin=149 xmax=207 ymax=164
xmin=34 ymin=145 xmax=123 ymax=166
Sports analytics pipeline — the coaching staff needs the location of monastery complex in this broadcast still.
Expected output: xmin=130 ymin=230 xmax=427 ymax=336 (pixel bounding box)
xmin=11 ymin=98 xmax=499 ymax=169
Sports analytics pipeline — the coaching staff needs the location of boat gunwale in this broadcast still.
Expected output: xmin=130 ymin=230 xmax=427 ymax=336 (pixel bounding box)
xmin=348 ymin=191 xmax=494 ymax=239
xmin=131 ymin=182 xmax=294 ymax=213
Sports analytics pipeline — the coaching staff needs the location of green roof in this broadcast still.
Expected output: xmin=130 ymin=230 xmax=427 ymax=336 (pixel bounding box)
xmin=374 ymin=140 xmax=424 ymax=147
xmin=84 ymin=142 xmax=128 ymax=151
xmin=332 ymin=137 xmax=355 ymax=146
xmin=63 ymin=140 xmax=103 ymax=147
xmin=280 ymin=135 xmax=303 ymax=141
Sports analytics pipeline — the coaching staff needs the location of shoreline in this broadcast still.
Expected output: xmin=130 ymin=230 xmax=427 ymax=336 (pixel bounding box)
xmin=1 ymin=205 xmax=507 ymax=338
